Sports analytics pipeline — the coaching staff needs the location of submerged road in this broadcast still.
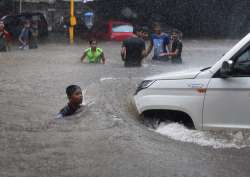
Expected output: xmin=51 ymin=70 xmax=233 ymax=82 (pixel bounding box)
xmin=0 ymin=40 xmax=249 ymax=177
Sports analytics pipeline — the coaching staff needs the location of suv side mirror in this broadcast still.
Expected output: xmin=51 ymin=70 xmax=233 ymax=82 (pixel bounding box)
xmin=220 ymin=60 xmax=234 ymax=78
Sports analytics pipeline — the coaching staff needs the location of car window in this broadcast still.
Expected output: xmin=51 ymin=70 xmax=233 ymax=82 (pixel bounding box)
xmin=32 ymin=15 xmax=40 ymax=21
xmin=112 ymin=24 xmax=133 ymax=33
xmin=18 ymin=16 xmax=27 ymax=21
xmin=3 ymin=16 xmax=15 ymax=24
xmin=233 ymin=47 xmax=250 ymax=76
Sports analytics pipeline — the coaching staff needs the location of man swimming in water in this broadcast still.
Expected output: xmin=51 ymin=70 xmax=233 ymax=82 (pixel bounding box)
xmin=57 ymin=85 xmax=84 ymax=118
xmin=81 ymin=39 xmax=106 ymax=64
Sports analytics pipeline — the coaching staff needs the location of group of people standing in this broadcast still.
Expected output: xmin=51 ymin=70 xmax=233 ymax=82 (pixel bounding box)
xmin=81 ymin=22 xmax=183 ymax=67
xmin=60 ymin=23 xmax=183 ymax=118
xmin=2 ymin=19 xmax=182 ymax=67
xmin=0 ymin=20 xmax=39 ymax=52
xmin=121 ymin=22 xmax=183 ymax=67
xmin=147 ymin=23 xmax=182 ymax=63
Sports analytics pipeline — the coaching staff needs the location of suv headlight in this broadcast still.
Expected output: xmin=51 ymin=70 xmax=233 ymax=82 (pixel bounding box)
xmin=135 ymin=80 xmax=156 ymax=95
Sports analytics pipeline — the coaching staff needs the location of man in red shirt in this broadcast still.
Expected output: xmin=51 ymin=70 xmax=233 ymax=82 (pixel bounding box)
xmin=0 ymin=21 xmax=10 ymax=52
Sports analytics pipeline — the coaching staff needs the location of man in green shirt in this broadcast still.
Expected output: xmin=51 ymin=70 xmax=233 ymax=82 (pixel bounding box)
xmin=81 ymin=39 xmax=106 ymax=64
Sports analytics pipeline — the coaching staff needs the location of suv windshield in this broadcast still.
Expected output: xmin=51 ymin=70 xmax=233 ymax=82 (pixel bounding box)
xmin=112 ymin=24 xmax=133 ymax=33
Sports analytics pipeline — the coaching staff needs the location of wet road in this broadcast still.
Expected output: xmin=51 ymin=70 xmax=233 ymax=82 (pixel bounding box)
xmin=0 ymin=40 xmax=250 ymax=177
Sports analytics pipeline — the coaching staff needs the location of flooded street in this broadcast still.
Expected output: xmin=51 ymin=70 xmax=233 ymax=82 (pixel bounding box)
xmin=1 ymin=40 xmax=250 ymax=177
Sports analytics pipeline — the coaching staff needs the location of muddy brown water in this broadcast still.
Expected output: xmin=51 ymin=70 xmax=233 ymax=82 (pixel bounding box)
xmin=0 ymin=40 xmax=250 ymax=177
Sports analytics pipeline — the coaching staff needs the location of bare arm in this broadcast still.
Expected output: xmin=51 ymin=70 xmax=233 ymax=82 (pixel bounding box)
xmin=145 ymin=42 xmax=153 ymax=57
xmin=167 ymin=43 xmax=171 ymax=53
xmin=18 ymin=35 xmax=25 ymax=45
xmin=168 ymin=41 xmax=182 ymax=57
xmin=168 ymin=49 xmax=179 ymax=57
xmin=142 ymin=49 xmax=147 ymax=58
xmin=81 ymin=51 xmax=87 ymax=62
xmin=121 ymin=46 xmax=126 ymax=61
xmin=101 ymin=52 xmax=106 ymax=64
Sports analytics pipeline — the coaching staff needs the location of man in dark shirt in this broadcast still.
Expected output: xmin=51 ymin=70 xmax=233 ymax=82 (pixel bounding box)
xmin=168 ymin=30 xmax=183 ymax=63
xmin=121 ymin=26 xmax=147 ymax=67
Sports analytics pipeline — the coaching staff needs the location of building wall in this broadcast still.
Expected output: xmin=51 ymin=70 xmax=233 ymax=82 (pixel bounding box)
xmin=2 ymin=0 xmax=250 ymax=37
xmin=93 ymin=0 xmax=250 ymax=38
xmin=11 ymin=1 xmax=89 ymax=32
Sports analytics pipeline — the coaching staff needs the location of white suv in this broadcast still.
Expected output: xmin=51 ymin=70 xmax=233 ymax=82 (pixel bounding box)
xmin=134 ymin=33 xmax=250 ymax=130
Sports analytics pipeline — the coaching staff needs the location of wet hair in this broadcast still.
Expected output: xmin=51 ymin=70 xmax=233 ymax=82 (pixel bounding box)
xmin=66 ymin=85 xmax=81 ymax=98
xmin=172 ymin=29 xmax=183 ymax=39
xmin=152 ymin=22 xmax=161 ymax=29
xmin=172 ymin=29 xmax=179 ymax=34
xmin=133 ymin=25 xmax=141 ymax=34
xmin=141 ymin=26 xmax=149 ymax=33
xmin=89 ymin=38 xmax=97 ymax=45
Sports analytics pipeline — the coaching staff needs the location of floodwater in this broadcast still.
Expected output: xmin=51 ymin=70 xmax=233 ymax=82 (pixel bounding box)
xmin=0 ymin=39 xmax=250 ymax=177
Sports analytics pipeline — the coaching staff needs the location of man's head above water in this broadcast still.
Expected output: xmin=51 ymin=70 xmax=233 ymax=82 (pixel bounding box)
xmin=56 ymin=85 xmax=84 ymax=118
xmin=66 ymin=85 xmax=83 ymax=106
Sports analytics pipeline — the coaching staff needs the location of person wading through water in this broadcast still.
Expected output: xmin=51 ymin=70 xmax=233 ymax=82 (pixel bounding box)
xmin=121 ymin=26 xmax=148 ymax=67
xmin=81 ymin=39 xmax=106 ymax=64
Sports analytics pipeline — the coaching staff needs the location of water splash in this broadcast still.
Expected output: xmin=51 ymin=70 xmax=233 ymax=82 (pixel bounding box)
xmin=155 ymin=123 xmax=250 ymax=149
